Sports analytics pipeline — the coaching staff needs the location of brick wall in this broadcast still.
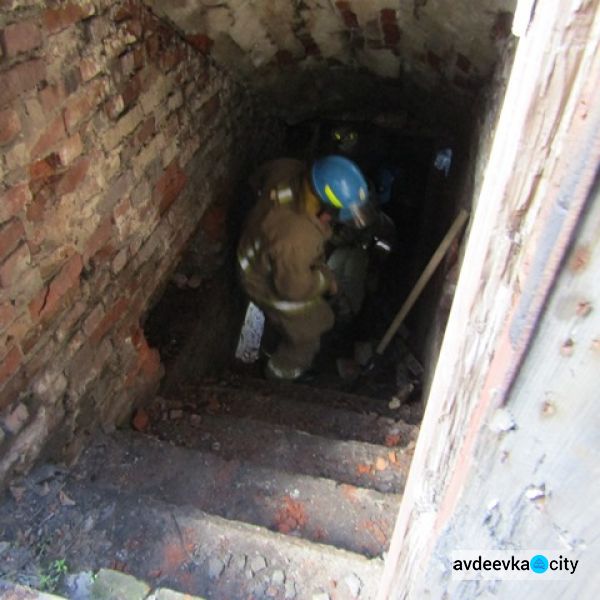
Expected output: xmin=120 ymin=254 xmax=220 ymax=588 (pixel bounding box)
xmin=0 ymin=0 xmax=280 ymax=484
xmin=146 ymin=0 xmax=516 ymax=124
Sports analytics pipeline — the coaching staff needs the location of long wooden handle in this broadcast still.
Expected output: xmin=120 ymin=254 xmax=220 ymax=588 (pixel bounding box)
xmin=376 ymin=208 xmax=470 ymax=356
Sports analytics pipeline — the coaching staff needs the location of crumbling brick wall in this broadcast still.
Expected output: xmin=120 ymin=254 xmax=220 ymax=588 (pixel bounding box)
xmin=146 ymin=0 xmax=515 ymax=124
xmin=0 ymin=0 xmax=279 ymax=485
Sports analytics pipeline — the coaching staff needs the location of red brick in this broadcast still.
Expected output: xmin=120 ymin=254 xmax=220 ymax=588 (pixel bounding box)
xmin=0 ymin=219 xmax=25 ymax=261
xmin=133 ymin=45 xmax=145 ymax=69
xmin=0 ymin=21 xmax=42 ymax=57
xmin=145 ymin=34 xmax=160 ymax=61
xmin=26 ymin=189 xmax=50 ymax=223
xmin=43 ymin=3 xmax=95 ymax=34
xmin=29 ymin=156 xmax=60 ymax=183
xmin=0 ymin=244 xmax=30 ymax=288
xmin=55 ymin=157 xmax=90 ymax=196
xmin=130 ymin=323 xmax=145 ymax=349
xmin=38 ymin=83 xmax=67 ymax=115
xmin=186 ymin=34 xmax=213 ymax=54
xmin=137 ymin=116 xmax=155 ymax=145
xmin=90 ymin=297 xmax=128 ymax=344
xmin=30 ymin=115 xmax=67 ymax=160
xmin=113 ymin=1 xmax=136 ymax=22
xmin=132 ymin=407 xmax=150 ymax=431
xmin=79 ymin=56 xmax=103 ymax=82
xmin=0 ymin=302 xmax=16 ymax=331
xmin=0 ymin=59 xmax=46 ymax=108
xmin=0 ymin=345 xmax=22 ymax=387
xmin=336 ymin=2 xmax=359 ymax=29
xmin=122 ymin=71 xmax=142 ymax=108
xmin=139 ymin=342 xmax=161 ymax=378
xmin=0 ymin=108 xmax=21 ymax=145
xmin=123 ymin=325 xmax=161 ymax=386
xmin=84 ymin=217 xmax=114 ymax=262
xmin=0 ymin=184 xmax=31 ymax=223
xmin=159 ymin=46 xmax=186 ymax=72
xmin=29 ymin=139 xmax=82 ymax=184
xmin=154 ymin=160 xmax=187 ymax=215
xmin=382 ymin=23 xmax=401 ymax=47
xmin=63 ymin=78 xmax=106 ymax=134
xmin=56 ymin=134 xmax=83 ymax=166
xmin=28 ymin=253 xmax=82 ymax=322
xmin=113 ymin=195 xmax=130 ymax=222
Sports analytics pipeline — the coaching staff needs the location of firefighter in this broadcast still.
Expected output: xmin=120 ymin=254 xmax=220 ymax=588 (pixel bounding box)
xmin=238 ymin=155 xmax=372 ymax=381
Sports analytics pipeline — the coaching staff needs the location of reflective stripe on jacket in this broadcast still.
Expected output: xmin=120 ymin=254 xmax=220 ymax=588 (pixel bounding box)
xmin=238 ymin=158 xmax=333 ymax=315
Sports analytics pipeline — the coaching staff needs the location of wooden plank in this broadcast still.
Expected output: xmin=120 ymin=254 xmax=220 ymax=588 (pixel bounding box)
xmin=376 ymin=209 xmax=469 ymax=356
xmin=379 ymin=0 xmax=600 ymax=597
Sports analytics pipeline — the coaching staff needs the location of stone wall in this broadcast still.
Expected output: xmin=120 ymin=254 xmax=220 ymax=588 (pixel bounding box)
xmin=0 ymin=0 xmax=279 ymax=485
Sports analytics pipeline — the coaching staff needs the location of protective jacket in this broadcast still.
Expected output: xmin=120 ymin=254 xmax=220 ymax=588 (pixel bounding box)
xmin=238 ymin=159 xmax=335 ymax=380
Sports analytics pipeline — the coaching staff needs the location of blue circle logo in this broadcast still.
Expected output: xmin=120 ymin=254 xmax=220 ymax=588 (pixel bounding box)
xmin=530 ymin=554 xmax=549 ymax=573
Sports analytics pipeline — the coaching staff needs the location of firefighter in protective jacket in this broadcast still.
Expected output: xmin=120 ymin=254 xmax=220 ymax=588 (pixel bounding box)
xmin=238 ymin=155 xmax=372 ymax=381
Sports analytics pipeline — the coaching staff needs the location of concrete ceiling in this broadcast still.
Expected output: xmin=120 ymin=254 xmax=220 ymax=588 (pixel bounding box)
xmin=144 ymin=0 xmax=517 ymax=125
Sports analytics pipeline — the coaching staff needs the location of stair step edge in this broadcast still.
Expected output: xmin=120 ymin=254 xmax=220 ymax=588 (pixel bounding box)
xmin=88 ymin=430 xmax=404 ymax=503
xmin=151 ymin=413 xmax=414 ymax=493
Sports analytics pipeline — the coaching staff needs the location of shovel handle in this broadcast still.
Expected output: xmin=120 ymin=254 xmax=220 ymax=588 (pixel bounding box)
xmin=376 ymin=209 xmax=470 ymax=356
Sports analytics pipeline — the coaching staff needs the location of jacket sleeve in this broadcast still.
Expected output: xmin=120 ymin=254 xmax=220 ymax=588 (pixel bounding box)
xmin=270 ymin=240 xmax=334 ymax=302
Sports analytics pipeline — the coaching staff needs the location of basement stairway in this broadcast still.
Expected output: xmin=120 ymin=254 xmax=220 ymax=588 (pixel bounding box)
xmin=0 ymin=376 xmax=419 ymax=600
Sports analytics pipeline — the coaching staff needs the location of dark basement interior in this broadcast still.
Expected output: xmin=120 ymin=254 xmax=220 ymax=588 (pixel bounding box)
xmin=0 ymin=0 xmax=518 ymax=597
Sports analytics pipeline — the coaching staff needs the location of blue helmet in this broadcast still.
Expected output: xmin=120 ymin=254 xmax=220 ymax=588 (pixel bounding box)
xmin=310 ymin=155 xmax=372 ymax=228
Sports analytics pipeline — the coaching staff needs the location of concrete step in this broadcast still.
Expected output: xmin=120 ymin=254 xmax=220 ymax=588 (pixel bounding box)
xmin=165 ymin=382 xmax=418 ymax=447
xmin=0 ymin=468 xmax=383 ymax=599
xmin=150 ymin=412 xmax=413 ymax=494
xmin=221 ymin=375 xmax=422 ymax=423
xmin=74 ymin=432 xmax=401 ymax=558
xmin=0 ymin=570 xmax=206 ymax=600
